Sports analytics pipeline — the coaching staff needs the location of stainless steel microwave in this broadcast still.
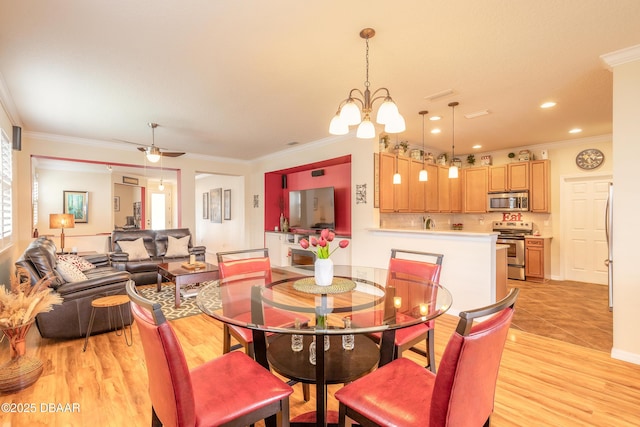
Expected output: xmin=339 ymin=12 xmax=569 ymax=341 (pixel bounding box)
xmin=487 ymin=192 xmax=529 ymax=212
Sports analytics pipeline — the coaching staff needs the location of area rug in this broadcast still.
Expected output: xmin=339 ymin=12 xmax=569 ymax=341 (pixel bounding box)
xmin=137 ymin=281 xmax=221 ymax=321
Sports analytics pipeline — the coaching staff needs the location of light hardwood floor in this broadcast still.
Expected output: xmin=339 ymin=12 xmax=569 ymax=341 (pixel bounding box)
xmin=1 ymin=286 xmax=638 ymax=427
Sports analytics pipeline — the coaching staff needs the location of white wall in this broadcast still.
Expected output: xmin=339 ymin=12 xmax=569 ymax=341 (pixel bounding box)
xmin=195 ymin=174 xmax=245 ymax=262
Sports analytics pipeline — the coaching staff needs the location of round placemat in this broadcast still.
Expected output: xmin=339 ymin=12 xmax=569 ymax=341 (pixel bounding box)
xmin=293 ymin=277 xmax=356 ymax=294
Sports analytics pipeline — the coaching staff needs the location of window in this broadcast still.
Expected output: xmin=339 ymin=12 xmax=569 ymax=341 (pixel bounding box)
xmin=0 ymin=129 xmax=12 ymax=250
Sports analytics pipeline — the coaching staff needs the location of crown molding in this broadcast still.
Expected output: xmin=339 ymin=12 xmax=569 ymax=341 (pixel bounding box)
xmin=600 ymin=44 xmax=640 ymax=70
xmin=0 ymin=71 xmax=22 ymax=126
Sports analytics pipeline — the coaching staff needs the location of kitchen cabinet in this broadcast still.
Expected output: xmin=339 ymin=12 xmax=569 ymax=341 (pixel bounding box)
xmin=463 ymin=167 xmax=488 ymax=213
xmin=424 ymin=163 xmax=439 ymax=212
xmin=437 ymin=165 xmax=451 ymax=212
xmin=530 ymin=160 xmax=550 ymax=213
xmin=379 ymin=153 xmax=409 ymax=212
xmin=525 ymin=237 xmax=550 ymax=282
xmin=488 ymin=162 xmax=530 ymax=192
xmin=450 ymin=170 xmax=462 ymax=212
xmin=409 ymin=159 xmax=426 ymax=212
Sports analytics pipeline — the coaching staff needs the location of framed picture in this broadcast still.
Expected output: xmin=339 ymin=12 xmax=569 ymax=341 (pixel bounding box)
xmin=202 ymin=192 xmax=210 ymax=219
xmin=64 ymin=191 xmax=88 ymax=223
xmin=114 ymin=196 xmax=120 ymax=212
xmin=210 ymin=188 xmax=222 ymax=223
xmin=122 ymin=176 xmax=139 ymax=185
xmin=224 ymin=189 xmax=231 ymax=220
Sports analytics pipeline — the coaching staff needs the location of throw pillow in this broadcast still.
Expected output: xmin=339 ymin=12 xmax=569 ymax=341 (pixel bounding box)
xmin=56 ymin=260 xmax=88 ymax=283
xmin=164 ymin=235 xmax=190 ymax=257
xmin=118 ymin=238 xmax=151 ymax=261
xmin=57 ymin=254 xmax=96 ymax=272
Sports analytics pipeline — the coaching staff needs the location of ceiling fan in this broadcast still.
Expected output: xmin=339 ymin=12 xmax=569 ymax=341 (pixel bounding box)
xmin=136 ymin=122 xmax=185 ymax=162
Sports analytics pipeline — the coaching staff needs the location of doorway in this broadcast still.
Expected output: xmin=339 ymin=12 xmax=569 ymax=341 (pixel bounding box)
xmin=561 ymin=174 xmax=613 ymax=284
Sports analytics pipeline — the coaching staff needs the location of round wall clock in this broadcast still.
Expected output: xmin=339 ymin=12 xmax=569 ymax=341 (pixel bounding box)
xmin=576 ymin=148 xmax=604 ymax=170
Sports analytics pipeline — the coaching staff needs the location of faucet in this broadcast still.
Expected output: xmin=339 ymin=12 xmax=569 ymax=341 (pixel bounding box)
xmin=423 ymin=216 xmax=435 ymax=230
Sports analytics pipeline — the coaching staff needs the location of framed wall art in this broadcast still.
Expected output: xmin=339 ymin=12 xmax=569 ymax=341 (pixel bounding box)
xmin=202 ymin=192 xmax=210 ymax=219
xmin=122 ymin=176 xmax=139 ymax=185
xmin=210 ymin=188 xmax=222 ymax=223
xmin=64 ymin=190 xmax=89 ymax=223
xmin=114 ymin=196 xmax=120 ymax=212
xmin=224 ymin=189 xmax=231 ymax=220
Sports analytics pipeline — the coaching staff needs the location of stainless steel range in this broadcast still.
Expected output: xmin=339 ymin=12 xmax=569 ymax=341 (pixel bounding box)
xmin=493 ymin=221 xmax=533 ymax=280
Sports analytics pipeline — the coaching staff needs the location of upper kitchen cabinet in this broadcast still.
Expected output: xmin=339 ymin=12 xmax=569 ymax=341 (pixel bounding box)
xmin=409 ymin=159 xmax=426 ymax=212
xmin=488 ymin=162 xmax=530 ymax=192
xmin=463 ymin=166 xmax=489 ymax=213
xmin=450 ymin=171 xmax=462 ymax=213
xmin=379 ymin=153 xmax=410 ymax=213
xmin=437 ymin=165 xmax=451 ymax=212
xmin=529 ymin=160 xmax=550 ymax=213
xmin=424 ymin=163 xmax=439 ymax=212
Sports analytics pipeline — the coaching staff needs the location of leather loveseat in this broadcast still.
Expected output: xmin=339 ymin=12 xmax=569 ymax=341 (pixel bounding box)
xmin=110 ymin=228 xmax=206 ymax=286
xmin=15 ymin=237 xmax=132 ymax=339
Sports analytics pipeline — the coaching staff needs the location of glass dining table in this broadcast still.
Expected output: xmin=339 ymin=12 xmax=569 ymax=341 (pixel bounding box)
xmin=196 ymin=264 xmax=453 ymax=427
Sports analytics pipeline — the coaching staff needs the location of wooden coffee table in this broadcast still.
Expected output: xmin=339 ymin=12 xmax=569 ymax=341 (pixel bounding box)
xmin=157 ymin=261 xmax=219 ymax=308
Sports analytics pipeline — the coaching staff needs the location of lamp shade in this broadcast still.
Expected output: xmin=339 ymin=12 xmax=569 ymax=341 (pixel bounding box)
xmin=384 ymin=113 xmax=406 ymax=133
xmin=49 ymin=213 xmax=75 ymax=229
xmin=376 ymin=98 xmax=399 ymax=124
xmin=356 ymin=116 xmax=376 ymax=139
xmin=419 ymin=169 xmax=428 ymax=181
xmin=146 ymin=146 xmax=161 ymax=163
xmin=329 ymin=114 xmax=349 ymax=135
xmin=339 ymin=100 xmax=362 ymax=126
xmin=448 ymin=165 xmax=459 ymax=179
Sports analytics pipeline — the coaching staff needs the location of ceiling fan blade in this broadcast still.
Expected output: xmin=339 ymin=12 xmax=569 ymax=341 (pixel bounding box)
xmin=161 ymin=152 xmax=185 ymax=157
xmin=137 ymin=147 xmax=148 ymax=152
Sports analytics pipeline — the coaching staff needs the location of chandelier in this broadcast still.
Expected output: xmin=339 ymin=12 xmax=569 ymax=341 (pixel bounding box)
xmin=329 ymin=28 xmax=406 ymax=139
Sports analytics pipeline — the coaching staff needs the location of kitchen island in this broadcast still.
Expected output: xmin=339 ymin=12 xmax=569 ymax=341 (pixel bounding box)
xmin=353 ymin=228 xmax=501 ymax=314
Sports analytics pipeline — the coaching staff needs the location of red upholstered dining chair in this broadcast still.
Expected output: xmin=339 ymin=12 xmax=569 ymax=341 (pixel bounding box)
xmin=335 ymin=288 xmax=519 ymax=427
xmin=365 ymin=249 xmax=444 ymax=372
xmin=125 ymin=280 xmax=292 ymax=427
xmin=217 ymin=249 xmax=311 ymax=401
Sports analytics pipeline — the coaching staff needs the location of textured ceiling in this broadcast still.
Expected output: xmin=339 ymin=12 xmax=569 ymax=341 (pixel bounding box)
xmin=1 ymin=1 xmax=639 ymax=161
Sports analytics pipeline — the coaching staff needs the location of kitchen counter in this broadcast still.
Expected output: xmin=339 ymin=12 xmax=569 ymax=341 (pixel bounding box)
xmin=359 ymin=228 xmax=501 ymax=313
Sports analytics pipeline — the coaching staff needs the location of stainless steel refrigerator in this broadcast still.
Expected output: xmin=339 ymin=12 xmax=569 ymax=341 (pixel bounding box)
xmin=605 ymin=182 xmax=613 ymax=311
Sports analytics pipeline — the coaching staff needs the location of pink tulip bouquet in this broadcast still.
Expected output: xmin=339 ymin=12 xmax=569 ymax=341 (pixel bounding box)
xmin=299 ymin=228 xmax=349 ymax=259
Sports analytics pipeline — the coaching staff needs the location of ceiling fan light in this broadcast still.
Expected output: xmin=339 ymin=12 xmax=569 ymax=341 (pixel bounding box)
xmin=329 ymin=114 xmax=349 ymax=135
xmin=449 ymin=165 xmax=459 ymax=179
xmin=384 ymin=113 xmax=406 ymax=133
xmin=356 ymin=116 xmax=376 ymax=139
xmin=419 ymin=169 xmax=428 ymax=181
xmin=376 ymin=98 xmax=399 ymax=124
xmin=340 ymin=100 xmax=362 ymax=126
xmin=146 ymin=146 xmax=161 ymax=163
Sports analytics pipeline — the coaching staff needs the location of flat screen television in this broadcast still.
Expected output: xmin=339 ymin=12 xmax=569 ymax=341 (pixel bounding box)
xmin=289 ymin=186 xmax=335 ymax=231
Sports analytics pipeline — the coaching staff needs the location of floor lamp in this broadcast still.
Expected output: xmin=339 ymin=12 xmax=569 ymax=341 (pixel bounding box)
xmin=49 ymin=213 xmax=75 ymax=254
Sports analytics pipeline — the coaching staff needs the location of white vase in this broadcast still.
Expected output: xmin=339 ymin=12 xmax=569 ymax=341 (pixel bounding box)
xmin=314 ymin=258 xmax=334 ymax=286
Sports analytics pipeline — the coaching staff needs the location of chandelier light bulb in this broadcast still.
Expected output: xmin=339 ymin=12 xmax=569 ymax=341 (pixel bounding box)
xmin=340 ymin=100 xmax=362 ymax=126
xmin=376 ymin=98 xmax=399 ymax=124
xmin=329 ymin=114 xmax=349 ymax=135
xmin=356 ymin=115 xmax=376 ymax=139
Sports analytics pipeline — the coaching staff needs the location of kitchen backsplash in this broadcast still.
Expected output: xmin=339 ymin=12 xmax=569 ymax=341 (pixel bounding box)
xmin=380 ymin=212 xmax=553 ymax=235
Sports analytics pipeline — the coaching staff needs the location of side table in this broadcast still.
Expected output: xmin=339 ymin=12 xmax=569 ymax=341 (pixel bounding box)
xmin=82 ymin=295 xmax=133 ymax=352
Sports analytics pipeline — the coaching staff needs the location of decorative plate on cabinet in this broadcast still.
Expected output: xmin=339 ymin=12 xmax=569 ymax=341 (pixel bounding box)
xmin=576 ymin=148 xmax=604 ymax=170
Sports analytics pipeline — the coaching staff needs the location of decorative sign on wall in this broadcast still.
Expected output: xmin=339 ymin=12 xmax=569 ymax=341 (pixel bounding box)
xmin=253 ymin=195 xmax=259 ymax=208
xmin=356 ymin=183 xmax=367 ymax=204
xmin=210 ymin=188 xmax=222 ymax=223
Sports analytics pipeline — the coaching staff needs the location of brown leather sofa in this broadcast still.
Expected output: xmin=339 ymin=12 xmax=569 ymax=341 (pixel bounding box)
xmin=15 ymin=237 xmax=132 ymax=339
xmin=110 ymin=228 xmax=206 ymax=286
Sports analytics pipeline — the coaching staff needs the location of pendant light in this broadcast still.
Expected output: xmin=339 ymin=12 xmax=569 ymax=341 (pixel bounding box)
xmin=393 ymin=136 xmax=401 ymax=184
xmin=418 ymin=110 xmax=428 ymax=182
xmin=448 ymin=102 xmax=459 ymax=179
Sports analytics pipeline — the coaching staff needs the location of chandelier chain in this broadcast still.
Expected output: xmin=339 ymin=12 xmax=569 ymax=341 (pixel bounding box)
xmin=364 ymin=37 xmax=370 ymax=89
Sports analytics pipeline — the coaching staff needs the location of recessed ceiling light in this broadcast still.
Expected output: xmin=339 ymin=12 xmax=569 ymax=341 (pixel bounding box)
xmin=431 ymin=129 xmax=441 ymax=134
xmin=569 ymin=128 xmax=582 ymax=134
xmin=541 ymin=101 xmax=557 ymax=109
xmin=472 ymin=144 xmax=482 ymax=149
xmin=464 ymin=110 xmax=490 ymax=119
xmin=429 ymin=116 xmax=441 ymax=121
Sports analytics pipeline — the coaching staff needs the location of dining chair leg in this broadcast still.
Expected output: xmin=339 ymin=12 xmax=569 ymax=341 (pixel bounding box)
xmin=302 ymin=383 xmax=310 ymax=401
xmin=425 ymin=328 xmax=435 ymax=373
xmin=223 ymin=324 xmax=232 ymax=353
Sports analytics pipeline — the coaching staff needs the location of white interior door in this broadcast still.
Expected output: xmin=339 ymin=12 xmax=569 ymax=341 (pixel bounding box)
xmin=150 ymin=192 xmax=168 ymax=230
xmin=563 ymin=175 xmax=612 ymax=284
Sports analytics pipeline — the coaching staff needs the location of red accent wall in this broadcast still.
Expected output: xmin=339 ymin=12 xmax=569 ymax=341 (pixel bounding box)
xmin=264 ymin=156 xmax=351 ymax=236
